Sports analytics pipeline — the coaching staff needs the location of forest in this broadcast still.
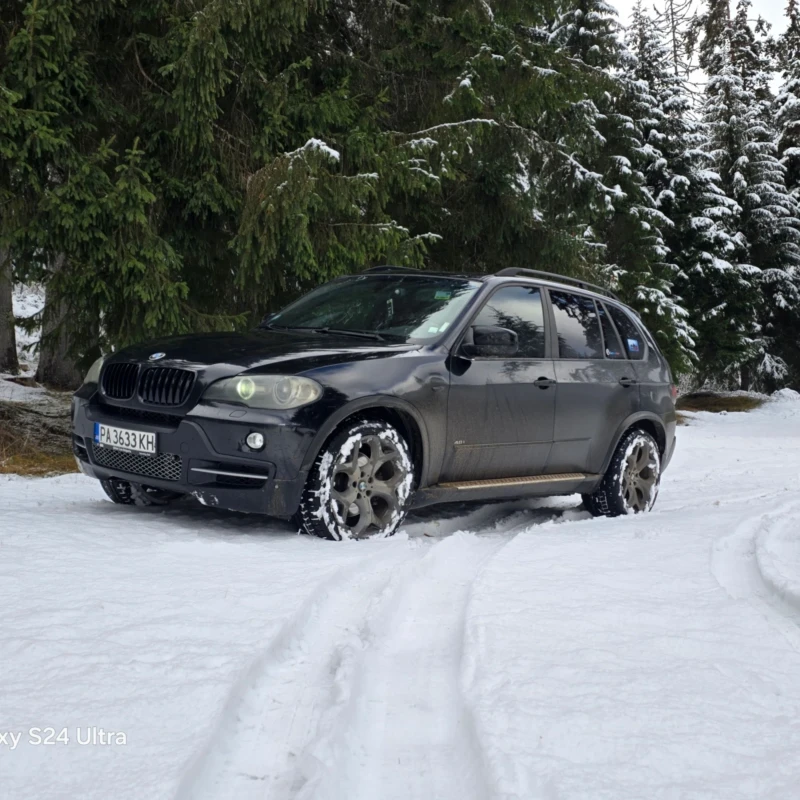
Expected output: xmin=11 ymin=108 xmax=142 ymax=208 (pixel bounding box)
xmin=1 ymin=0 xmax=799 ymax=390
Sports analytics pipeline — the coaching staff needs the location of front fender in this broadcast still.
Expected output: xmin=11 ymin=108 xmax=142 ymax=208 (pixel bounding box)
xmin=299 ymin=395 xmax=434 ymax=486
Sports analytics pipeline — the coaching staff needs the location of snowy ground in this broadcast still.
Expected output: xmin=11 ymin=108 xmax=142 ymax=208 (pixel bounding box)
xmin=2 ymin=395 xmax=800 ymax=800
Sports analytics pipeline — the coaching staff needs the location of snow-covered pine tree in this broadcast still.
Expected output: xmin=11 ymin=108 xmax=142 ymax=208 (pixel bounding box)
xmin=771 ymin=0 xmax=800 ymax=385
xmin=730 ymin=1 xmax=800 ymax=388
xmin=696 ymin=0 xmax=800 ymax=388
xmin=552 ymin=0 xmax=693 ymax=368
xmin=624 ymin=1 xmax=747 ymax=375
xmin=237 ymin=1 xmax=618 ymax=297
xmin=776 ymin=0 xmax=800 ymax=200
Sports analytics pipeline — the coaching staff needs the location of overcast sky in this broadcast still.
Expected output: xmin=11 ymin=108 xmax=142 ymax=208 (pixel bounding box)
xmin=612 ymin=0 xmax=789 ymax=35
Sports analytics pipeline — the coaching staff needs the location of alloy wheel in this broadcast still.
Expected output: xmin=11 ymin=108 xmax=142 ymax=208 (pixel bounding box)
xmin=329 ymin=434 xmax=409 ymax=537
xmin=621 ymin=438 xmax=659 ymax=513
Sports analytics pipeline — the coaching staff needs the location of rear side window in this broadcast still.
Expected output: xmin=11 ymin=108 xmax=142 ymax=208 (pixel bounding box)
xmin=598 ymin=304 xmax=624 ymax=360
xmin=608 ymin=305 xmax=645 ymax=360
xmin=472 ymin=286 xmax=546 ymax=358
xmin=549 ymin=291 xmax=604 ymax=359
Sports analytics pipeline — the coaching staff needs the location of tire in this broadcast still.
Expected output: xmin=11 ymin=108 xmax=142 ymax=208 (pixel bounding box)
xmin=297 ymin=419 xmax=415 ymax=540
xmin=100 ymin=478 xmax=181 ymax=507
xmin=100 ymin=478 xmax=135 ymax=505
xmin=129 ymin=483 xmax=183 ymax=507
xmin=583 ymin=429 xmax=661 ymax=518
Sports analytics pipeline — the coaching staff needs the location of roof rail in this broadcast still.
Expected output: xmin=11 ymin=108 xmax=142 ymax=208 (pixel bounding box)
xmin=363 ymin=266 xmax=421 ymax=274
xmin=363 ymin=265 xmax=480 ymax=280
xmin=495 ymin=268 xmax=621 ymax=301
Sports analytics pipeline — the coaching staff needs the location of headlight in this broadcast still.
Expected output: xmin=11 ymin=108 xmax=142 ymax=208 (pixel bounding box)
xmin=82 ymin=356 xmax=106 ymax=386
xmin=203 ymin=375 xmax=323 ymax=410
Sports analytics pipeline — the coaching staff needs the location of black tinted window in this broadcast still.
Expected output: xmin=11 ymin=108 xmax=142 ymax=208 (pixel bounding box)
xmin=550 ymin=291 xmax=603 ymax=359
xmin=599 ymin=304 xmax=624 ymax=360
xmin=472 ymin=286 xmax=546 ymax=358
xmin=608 ymin=305 xmax=645 ymax=360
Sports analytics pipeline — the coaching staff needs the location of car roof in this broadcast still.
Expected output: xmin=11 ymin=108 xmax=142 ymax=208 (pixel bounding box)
xmin=361 ymin=266 xmax=623 ymax=305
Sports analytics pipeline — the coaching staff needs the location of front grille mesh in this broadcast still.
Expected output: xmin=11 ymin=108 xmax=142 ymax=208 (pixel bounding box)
xmin=139 ymin=368 xmax=195 ymax=406
xmin=102 ymin=363 xmax=140 ymax=400
xmin=91 ymin=444 xmax=182 ymax=482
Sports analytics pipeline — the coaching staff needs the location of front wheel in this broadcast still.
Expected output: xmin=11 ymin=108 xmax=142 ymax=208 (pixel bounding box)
xmin=100 ymin=478 xmax=182 ymax=507
xmin=583 ymin=429 xmax=661 ymax=517
xmin=297 ymin=419 xmax=415 ymax=540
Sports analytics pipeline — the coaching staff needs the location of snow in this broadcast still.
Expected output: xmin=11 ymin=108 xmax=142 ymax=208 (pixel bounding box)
xmin=12 ymin=283 xmax=44 ymax=373
xmin=0 ymin=377 xmax=49 ymax=403
xmin=2 ymin=396 xmax=800 ymax=798
xmin=303 ymin=138 xmax=341 ymax=162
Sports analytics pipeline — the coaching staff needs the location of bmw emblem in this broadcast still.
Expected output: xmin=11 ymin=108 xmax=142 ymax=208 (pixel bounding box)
xmin=149 ymin=352 xmax=166 ymax=361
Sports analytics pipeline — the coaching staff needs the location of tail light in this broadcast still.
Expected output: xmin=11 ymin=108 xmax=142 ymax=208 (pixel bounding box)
xmin=670 ymin=384 xmax=678 ymax=401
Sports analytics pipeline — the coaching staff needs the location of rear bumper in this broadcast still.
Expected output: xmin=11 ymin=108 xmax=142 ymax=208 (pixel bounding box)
xmin=71 ymin=397 xmax=309 ymax=518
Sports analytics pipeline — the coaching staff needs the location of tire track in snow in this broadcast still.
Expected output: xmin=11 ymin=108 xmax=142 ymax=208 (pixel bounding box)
xmin=754 ymin=511 xmax=800 ymax=616
xmin=712 ymin=501 xmax=800 ymax=651
xmin=174 ymin=540 xmax=426 ymax=800
xmin=403 ymin=497 xmax=583 ymax=540
xmin=291 ymin=531 xmax=516 ymax=800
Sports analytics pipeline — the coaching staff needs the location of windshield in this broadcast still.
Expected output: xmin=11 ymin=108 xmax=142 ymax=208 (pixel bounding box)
xmin=264 ymin=275 xmax=482 ymax=343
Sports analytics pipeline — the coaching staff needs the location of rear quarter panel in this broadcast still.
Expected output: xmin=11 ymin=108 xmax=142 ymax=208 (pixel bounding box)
xmin=634 ymin=340 xmax=677 ymax=465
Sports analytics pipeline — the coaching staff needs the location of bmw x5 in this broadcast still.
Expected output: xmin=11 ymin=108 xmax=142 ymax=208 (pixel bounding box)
xmin=71 ymin=267 xmax=677 ymax=539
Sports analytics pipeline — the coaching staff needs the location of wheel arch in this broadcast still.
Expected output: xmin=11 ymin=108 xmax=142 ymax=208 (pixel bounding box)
xmin=300 ymin=396 xmax=429 ymax=488
xmin=599 ymin=413 xmax=667 ymax=475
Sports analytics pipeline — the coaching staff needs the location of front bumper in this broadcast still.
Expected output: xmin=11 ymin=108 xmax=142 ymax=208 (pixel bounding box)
xmin=72 ymin=396 xmax=311 ymax=518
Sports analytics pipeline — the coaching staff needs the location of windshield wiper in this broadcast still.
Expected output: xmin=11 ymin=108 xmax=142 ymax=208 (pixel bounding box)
xmin=261 ymin=323 xmax=313 ymax=332
xmin=314 ymin=327 xmax=386 ymax=342
xmin=261 ymin=323 xmax=386 ymax=341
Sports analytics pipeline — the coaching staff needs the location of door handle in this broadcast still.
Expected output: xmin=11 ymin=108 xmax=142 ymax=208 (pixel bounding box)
xmin=619 ymin=377 xmax=638 ymax=388
xmin=534 ymin=377 xmax=556 ymax=390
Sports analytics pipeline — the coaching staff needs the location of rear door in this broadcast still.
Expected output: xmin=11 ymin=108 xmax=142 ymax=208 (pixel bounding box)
xmin=547 ymin=290 xmax=641 ymax=474
xmin=442 ymin=284 xmax=556 ymax=482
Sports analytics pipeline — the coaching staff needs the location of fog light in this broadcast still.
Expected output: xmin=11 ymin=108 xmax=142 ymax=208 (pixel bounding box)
xmin=246 ymin=432 xmax=265 ymax=451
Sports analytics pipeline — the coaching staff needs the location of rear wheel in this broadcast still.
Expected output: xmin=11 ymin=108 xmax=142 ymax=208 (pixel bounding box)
xmin=100 ymin=478 xmax=182 ymax=507
xmin=583 ymin=429 xmax=661 ymax=517
xmin=297 ymin=419 xmax=415 ymax=540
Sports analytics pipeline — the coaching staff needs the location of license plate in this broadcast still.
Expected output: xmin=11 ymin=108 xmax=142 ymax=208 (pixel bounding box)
xmin=94 ymin=423 xmax=157 ymax=455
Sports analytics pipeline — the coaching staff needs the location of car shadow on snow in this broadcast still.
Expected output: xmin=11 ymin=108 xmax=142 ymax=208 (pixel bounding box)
xmin=89 ymin=492 xmax=590 ymax=542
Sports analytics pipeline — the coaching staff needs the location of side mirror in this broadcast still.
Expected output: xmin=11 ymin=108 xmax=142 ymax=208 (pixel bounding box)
xmin=462 ymin=326 xmax=519 ymax=358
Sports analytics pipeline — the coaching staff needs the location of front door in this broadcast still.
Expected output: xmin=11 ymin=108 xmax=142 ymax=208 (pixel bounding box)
xmin=442 ymin=285 xmax=556 ymax=482
xmin=546 ymin=290 xmax=641 ymax=473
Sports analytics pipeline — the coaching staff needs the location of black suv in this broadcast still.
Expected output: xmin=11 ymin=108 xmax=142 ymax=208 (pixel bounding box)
xmin=72 ymin=268 xmax=677 ymax=539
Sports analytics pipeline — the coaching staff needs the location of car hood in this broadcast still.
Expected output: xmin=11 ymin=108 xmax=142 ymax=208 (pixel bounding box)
xmin=110 ymin=330 xmax=419 ymax=375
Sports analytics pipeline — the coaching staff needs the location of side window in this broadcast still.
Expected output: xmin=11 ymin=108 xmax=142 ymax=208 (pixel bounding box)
xmin=598 ymin=304 xmax=624 ymax=360
xmin=471 ymin=286 xmax=546 ymax=358
xmin=549 ymin=291 xmax=604 ymax=359
xmin=608 ymin=305 xmax=645 ymax=361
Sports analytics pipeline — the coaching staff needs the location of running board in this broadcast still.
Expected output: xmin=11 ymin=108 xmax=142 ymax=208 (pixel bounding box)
xmin=437 ymin=473 xmax=592 ymax=491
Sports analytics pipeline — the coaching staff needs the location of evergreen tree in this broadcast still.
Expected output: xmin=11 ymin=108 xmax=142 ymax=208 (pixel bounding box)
xmin=3 ymin=0 xmax=623 ymax=375
xmin=776 ymin=0 xmax=800 ymax=199
xmin=553 ymin=0 xmax=693 ymax=367
xmin=772 ymin=0 xmax=800 ymax=385
xmin=625 ymin=2 xmax=743 ymax=374
xmin=0 ymin=79 xmax=20 ymax=373
xmin=696 ymin=0 xmax=800 ymax=387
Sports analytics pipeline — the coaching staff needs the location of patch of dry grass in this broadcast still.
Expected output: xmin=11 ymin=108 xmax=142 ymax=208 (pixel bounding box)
xmin=0 ymin=452 xmax=78 ymax=476
xmin=0 ymin=398 xmax=77 ymax=477
xmin=676 ymin=393 xmax=766 ymax=414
